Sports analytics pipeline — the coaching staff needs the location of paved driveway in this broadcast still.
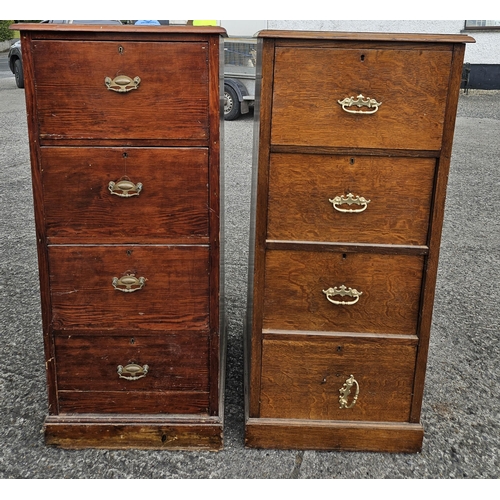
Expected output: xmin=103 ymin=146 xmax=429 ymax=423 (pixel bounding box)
xmin=0 ymin=71 xmax=498 ymax=480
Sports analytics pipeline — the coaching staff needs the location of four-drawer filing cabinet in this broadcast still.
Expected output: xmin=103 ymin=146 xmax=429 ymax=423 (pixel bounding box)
xmin=245 ymin=31 xmax=474 ymax=452
xmin=15 ymin=23 xmax=226 ymax=449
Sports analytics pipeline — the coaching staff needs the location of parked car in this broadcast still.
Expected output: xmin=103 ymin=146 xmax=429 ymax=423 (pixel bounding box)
xmin=41 ymin=20 xmax=122 ymax=24
xmin=8 ymin=21 xmax=122 ymax=89
xmin=223 ymin=38 xmax=256 ymax=120
xmin=8 ymin=40 xmax=23 ymax=88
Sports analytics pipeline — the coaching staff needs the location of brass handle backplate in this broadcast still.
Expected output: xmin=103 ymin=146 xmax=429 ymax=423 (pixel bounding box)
xmin=105 ymin=75 xmax=141 ymax=93
xmin=329 ymin=193 xmax=370 ymax=213
xmin=323 ymin=285 xmax=362 ymax=306
xmin=339 ymin=374 xmax=359 ymax=409
xmin=112 ymin=273 xmax=146 ymax=292
xmin=338 ymin=94 xmax=381 ymax=114
xmin=108 ymin=177 xmax=143 ymax=197
xmin=117 ymin=363 xmax=149 ymax=381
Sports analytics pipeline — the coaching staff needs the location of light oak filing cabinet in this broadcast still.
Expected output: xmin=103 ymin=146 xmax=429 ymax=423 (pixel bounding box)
xmin=15 ymin=23 xmax=226 ymax=450
xmin=245 ymin=30 xmax=474 ymax=452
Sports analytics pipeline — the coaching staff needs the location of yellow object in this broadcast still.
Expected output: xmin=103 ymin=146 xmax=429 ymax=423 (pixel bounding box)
xmin=193 ymin=20 xmax=217 ymax=26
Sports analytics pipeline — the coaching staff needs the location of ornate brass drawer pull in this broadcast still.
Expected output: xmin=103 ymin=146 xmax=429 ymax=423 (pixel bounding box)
xmin=117 ymin=363 xmax=149 ymax=381
xmin=108 ymin=177 xmax=143 ymax=197
xmin=338 ymin=94 xmax=382 ymax=114
xmin=323 ymin=285 xmax=362 ymax=306
xmin=105 ymin=75 xmax=141 ymax=93
xmin=112 ymin=273 xmax=146 ymax=292
xmin=339 ymin=375 xmax=359 ymax=409
xmin=329 ymin=193 xmax=370 ymax=213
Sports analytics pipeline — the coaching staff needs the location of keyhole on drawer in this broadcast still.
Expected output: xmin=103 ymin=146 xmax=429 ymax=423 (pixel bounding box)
xmin=360 ymin=54 xmax=365 ymax=62
xmin=161 ymin=434 xmax=167 ymax=443
xmin=130 ymin=338 xmax=135 ymax=345
xmin=123 ymin=152 xmax=128 ymax=158
xmin=337 ymin=345 xmax=343 ymax=353
xmin=349 ymin=157 xmax=355 ymax=165
xmin=118 ymin=46 xmax=124 ymax=54
xmin=342 ymin=253 xmax=347 ymax=260
xmin=126 ymin=249 xmax=133 ymax=256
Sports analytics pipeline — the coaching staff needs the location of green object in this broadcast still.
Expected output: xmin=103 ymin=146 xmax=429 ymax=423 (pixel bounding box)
xmin=193 ymin=20 xmax=217 ymax=26
xmin=0 ymin=20 xmax=14 ymax=42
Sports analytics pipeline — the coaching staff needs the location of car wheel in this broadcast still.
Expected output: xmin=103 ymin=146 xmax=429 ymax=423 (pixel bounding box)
xmin=224 ymin=84 xmax=241 ymax=121
xmin=14 ymin=59 xmax=24 ymax=89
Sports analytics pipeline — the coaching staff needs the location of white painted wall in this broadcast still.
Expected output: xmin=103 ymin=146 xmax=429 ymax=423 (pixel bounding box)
xmin=463 ymin=31 xmax=500 ymax=64
xmin=221 ymin=20 xmax=268 ymax=37
xmin=268 ymin=19 xmax=463 ymax=34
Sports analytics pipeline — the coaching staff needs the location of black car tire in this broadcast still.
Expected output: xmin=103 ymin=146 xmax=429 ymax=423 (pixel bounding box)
xmin=14 ymin=59 xmax=24 ymax=89
xmin=224 ymin=84 xmax=241 ymax=121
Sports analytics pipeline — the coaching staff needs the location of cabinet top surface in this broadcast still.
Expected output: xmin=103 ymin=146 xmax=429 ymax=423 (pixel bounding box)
xmin=11 ymin=23 xmax=227 ymax=36
xmin=257 ymin=29 xmax=475 ymax=44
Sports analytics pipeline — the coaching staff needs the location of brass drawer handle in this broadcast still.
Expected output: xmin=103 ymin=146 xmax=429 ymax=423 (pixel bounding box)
xmin=338 ymin=94 xmax=382 ymax=114
xmin=117 ymin=363 xmax=149 ymax=381
xmin=105 ymin=75 xmax=141 ymax=93
xmin=323 ymin=285 xmax=362 ymax=306
xmin=339 ymin=374 xmax=359 ymax=409
xmin=108 ymin=177 xmax=143 ymax=197
xmin=112 ymin=273 xmax=146 ymax=292
xmin=329 ymin=193 xmax=370 ymax=213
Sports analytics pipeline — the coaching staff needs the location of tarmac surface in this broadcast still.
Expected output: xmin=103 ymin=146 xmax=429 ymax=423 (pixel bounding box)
xmin=0 ymin=54 xmax=498 ymax=479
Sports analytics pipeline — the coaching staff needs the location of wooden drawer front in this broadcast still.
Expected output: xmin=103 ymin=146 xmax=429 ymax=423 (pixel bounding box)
xmin=32 ymin=41 xmax=209 ymax=141
xmin=263 ymin=250 xmax=424 ymax=335
xmin=271 ymin=46 xmax=452 ymax=150
xmin=260 ymin=337 xmax=417 ymax=422
xmin=267 ymin=154 xmax=435 ymax=246
xmin=49 ymin=246 xmax=210 ymax=331
xmin=41 ymin=147 xmax=209 ymax=244
xmin=55 ymin=333 xmax=210 ymax=414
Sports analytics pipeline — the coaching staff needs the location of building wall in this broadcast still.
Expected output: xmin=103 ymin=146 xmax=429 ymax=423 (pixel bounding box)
xmin=464 ymin=30 xmax=500 ymax=64
xmin=221 ymin=20 xmax=268 ymax=37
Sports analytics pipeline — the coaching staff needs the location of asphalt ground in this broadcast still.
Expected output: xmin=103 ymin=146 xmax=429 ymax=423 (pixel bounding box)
xmin=0 ymin=51 xmax=498 ymax=483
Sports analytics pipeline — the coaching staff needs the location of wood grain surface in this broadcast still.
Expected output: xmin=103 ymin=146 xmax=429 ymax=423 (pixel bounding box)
xmin=263 ymin=250 xmax=424 ymax=335
xmin=41 ymin=147 xmax=210 ymax=244
xmin=48 ymin=245 xmax=210 ymax=331
xmin=245 ymin=32 xmax=470 ymax=452
xmin=54 ymin=333 xmax=210 ymax=413
xmin=267 ymin=153 xmax=436 ymax=245
xmin=260 ymin=336 xmax=417 ymax=421
xmin=245 ymin=418 xmax=423 ymax=453
xmin=257 ymin=30 xmax=474 ymax=44
xmin=32 ymin=40 xmax=210 ymax=141
xmin=55 ymin=333 xmax=210 ymax=392
xmin=44 ymin=417 xmax=223 ymax=450
xmin=17 ymin=25 xmax=225 ymax=448
xmin=271 ymin=47 xmax=452 ymax=150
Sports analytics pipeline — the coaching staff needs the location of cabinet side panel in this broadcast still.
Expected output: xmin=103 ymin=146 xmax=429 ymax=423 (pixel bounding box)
xmin=207 ymin=33 xmax=223 ymax=417
xmin=19 ymin=30 xmax=59 ymax=414
xmin=410 ymin=43 xmax=467 ymax=422
xmin=246 ymin=37 xmax=276 ymax=418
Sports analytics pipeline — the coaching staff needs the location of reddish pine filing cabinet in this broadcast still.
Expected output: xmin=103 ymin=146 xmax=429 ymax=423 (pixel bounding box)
xmin=245 ymin=30 xmax=474 ymax=452
xmin=14 ymin=23 xmax=226 ymax=450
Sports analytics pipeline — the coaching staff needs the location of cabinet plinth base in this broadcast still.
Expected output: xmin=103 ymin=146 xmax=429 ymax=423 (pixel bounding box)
xmin=44 ymin=415 xmax=223 ymax=450
xmin=245 ymin=418 xmax=423 ymax=453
